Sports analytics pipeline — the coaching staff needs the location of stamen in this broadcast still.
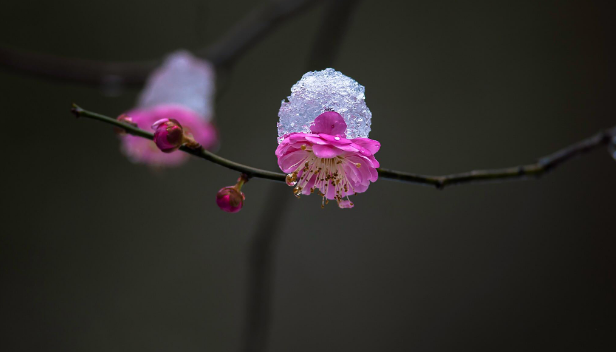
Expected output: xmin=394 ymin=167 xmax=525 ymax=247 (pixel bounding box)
xmin=286 ymin=152 xmax=357 ymax=208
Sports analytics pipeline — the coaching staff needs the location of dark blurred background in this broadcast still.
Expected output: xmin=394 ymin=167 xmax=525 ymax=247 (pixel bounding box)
xmin=1 ymin=0 xmax=615 ymax=351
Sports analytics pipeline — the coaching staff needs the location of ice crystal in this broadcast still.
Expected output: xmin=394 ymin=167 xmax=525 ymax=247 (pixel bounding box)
xmin=277 ymin=68 xmax=372 ymax=143
xmin=138 ymin=50 xmax=215 ymax=121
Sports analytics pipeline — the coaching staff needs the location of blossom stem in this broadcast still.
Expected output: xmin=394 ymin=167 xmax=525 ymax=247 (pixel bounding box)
xmin=0 ymin=0 xmax=322 ymax=86
xmin=71 ymin=104 xmax=616 ymax=189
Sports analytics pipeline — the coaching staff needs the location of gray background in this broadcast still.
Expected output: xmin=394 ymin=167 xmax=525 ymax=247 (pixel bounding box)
xmin=1 ymin=0 xmax=615 ymax=351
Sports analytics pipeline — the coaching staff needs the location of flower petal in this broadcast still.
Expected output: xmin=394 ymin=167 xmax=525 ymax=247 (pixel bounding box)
xmin=304 ymin=135 xmax=329 ymax=145
xmin=310 ymin=111 xmax=347 ymax=135
xmin=278 ymin=150 xmax=310 ymax=173
xmin=318 ymin=134 xmax=352 ymax=145
xmin=312 ymin=144 xmax=343 ymax=158
xmin=351 ymin=138 xmax=381 ymax=155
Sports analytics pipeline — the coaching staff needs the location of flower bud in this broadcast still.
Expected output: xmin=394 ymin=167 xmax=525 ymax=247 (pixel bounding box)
xmin=216 ymin=186 xmax=245 ymax=213
xmin=216 ymin=174 xmax=249 ymax=213
xmin=152 ymin=118 xmax=184 ymax=153
xmin=310 ymin=111 xmax=347 ymax=136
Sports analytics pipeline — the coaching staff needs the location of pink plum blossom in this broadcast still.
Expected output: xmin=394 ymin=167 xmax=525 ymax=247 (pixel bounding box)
xmin=120 ymin=105 xmax=217 ymax=166
xmin=276 ymin=111 xmax=380 ymax=208
xmin=119 ymin=50 xmax=217 ymax=167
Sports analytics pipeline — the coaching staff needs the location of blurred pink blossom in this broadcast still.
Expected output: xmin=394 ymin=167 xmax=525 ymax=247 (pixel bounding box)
xmin=119 ymin=50 xmax=217 ymax=167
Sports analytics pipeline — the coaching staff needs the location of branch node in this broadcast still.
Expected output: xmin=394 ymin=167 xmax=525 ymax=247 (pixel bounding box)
xmin=435 ymin=178 xmax=445 ymax=190
xmin=70 ymin=103 xmax=83 ymax=118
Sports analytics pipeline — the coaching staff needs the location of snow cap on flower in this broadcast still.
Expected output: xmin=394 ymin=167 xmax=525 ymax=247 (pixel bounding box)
xmin=276 ymin=69 xmax=380 ymax=209
xmin=277 ymin=68 xmax=372 ymax=143
xmin=138 ymin=50 xmax=215 ymax=119
xmin=119 ymin=50 xmax=217 ymax=167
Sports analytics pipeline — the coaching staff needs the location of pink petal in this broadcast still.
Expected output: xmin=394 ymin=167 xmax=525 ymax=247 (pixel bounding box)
xmin=312 ymin=144 xmax=343 ymax=158
xmin=326 ymin=181 xmax=337 ymax=199
xmin=310 ymin=111 xmax=347 ymax=135
xmin=278 ymin=150 xmax=310 ymax=173
xmin=302 ymin=175 xmax=317 ymax=195
xmin=351 ymin=138 xmax=381 ymax=155
xmin=332 ymin=144 xmax=360 ymax=153
xmin=350 ymin=181 xmax=369 ymax=193
xmin=304 ymin=135 xmax=329 ymax=145
xmin=338 ymin=199 xmax=354 ymax=209
xmin=318 ymin=134 xmax=352 ymax=145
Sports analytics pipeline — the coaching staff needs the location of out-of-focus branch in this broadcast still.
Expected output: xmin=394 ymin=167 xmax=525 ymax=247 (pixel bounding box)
xmin=305 ymin=0 xmax=361 ymax=70
xmin=239 ymin=2 xmax=362 ymax=352
xmin=0 ymin=0 xmax=322 ymax=86
xmin=72 ymin=105 xmax=616 ymax=189
xmin=239 ymin=187 xmax=288 ymax=352
xmin=203 ymin=0 xmax=323 ymax=70
xmin=0 ymin=48 xmax=157 ymax=86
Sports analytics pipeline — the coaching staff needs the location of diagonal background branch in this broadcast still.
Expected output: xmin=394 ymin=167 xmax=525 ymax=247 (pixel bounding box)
xmin=239 ymin=2 xmax=362 ymax=352
xmin=0 ymin=0 xmax=322 ymax=86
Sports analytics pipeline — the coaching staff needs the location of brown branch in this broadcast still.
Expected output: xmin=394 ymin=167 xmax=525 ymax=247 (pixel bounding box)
xmin=0 ymin=0 xmax=322 ymax=86
xmin=72 ymin=105 xmax=616 ymax=189
xmin=378 ymin=126 xmax=616 ymax=189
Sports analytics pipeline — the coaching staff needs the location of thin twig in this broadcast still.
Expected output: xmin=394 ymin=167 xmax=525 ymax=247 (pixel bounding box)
xmin=71 ymin=105 xmax=616 ymax=189
xmin=377 ymin=127 xmax=616 ymax=189
xmin=72 ymin=105 xmax=285 ymax=182
xmin=0 ymin=0 xmax=322 ymax=86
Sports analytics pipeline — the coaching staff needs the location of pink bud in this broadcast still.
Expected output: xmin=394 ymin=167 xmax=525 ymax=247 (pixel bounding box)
xmin=310 ymin=111 xmax=347 ymax=136
xmin=152 ymin=118 xmax=184 ymax=153
xmin=216 ymin=186 xmax=245 ymax=213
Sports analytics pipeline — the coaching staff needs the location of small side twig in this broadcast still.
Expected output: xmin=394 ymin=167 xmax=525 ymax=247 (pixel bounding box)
xmin=73 ymin=104 xmax=616 ymax=189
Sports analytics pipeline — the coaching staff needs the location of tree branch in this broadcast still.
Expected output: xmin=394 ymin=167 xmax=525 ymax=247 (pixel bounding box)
xmin=203 ymin=0 xmax=324 ymax=70
xmin=377 ymin=127 xmax=616 ymax=188
xmin=0 ymin=0 xmax=322 ymax=86
xmin=71 ymin=105 xmax=616 ymax=189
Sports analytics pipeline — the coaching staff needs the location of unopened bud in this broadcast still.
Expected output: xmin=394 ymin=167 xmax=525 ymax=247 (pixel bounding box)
xmin=216 ymin=187 xmax=245 ymax=213
xmin=215 ymin=174 xmax=249 ymax=213
xmin=152 ymin=118 xmax=184 ymax=153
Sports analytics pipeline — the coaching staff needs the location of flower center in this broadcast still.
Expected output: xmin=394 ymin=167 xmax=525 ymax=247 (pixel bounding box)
xmin=287 ymin=152 xmax=359 ymax=208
